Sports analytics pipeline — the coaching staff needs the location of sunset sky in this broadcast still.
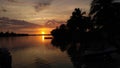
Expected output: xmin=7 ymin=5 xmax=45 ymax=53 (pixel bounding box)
xmin=0 ymin=0 xmax=91 ymax=34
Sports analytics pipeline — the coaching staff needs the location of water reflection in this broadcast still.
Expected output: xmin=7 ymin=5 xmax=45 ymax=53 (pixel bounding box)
xmin=42 ymin=35 xmax=45 ymax=42
xmin=35 ymin=57 xmax=51 ymax=68
xmin=51 ymin=38 xmax=120 ymax=68
xmin=0 ymin=36 xmax=74 ymax=68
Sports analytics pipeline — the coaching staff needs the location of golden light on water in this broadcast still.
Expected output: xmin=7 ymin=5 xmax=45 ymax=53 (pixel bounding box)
xmin=41 ymin=31 xmax=45 ymax=42
xmin=38 ymin=28 xmax=54 ymax=42
xmin=42 ymin=35 xmax=45 ymax=42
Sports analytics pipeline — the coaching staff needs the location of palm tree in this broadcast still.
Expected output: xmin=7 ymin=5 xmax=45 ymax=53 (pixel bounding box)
xmin=66 ymin=8 xmax=87 ymax=32
xmin=89 ymin=0 xmax=113 ymax=15
xmin=89 ymin=0 xmax=120 ymax=52
xmin=89 ymin=0 xmax=120 ymax=31
xmin=89 ymin=0 xmax=120 ymax=34
xmin=89 ymin=0 xmax=114 ymax=26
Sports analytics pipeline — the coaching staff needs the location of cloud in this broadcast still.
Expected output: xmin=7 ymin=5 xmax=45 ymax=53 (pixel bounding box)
xmin=0 ymin=17 xmax=40 ymax=29
xmin=45 ymin=20 xmax=65 ymax=27
xmin=33 ymin=0 xmax=53 ymax=12
xmin=7 ymin=0 xmax=17 ymax=2
xmin=34 ymin=2 xmax=50 ymax=12
xmin=0 ymin=6 xmax=7 ymax=12
xmin=0 ymin=17 xmax=45 ymax=34
xmin=1 ymin=8 xmax=7 ymax=12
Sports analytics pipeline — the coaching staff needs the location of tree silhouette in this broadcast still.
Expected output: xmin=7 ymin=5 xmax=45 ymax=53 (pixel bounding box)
xmin=89 ymin=0 xmax=114 ymax=27
xmin=66 ymin=8 xmax=88 ymax=32
xmin=51 ymin=0 xmax=120 ymax=45
xmin=89 ymin=0 xmax=120 ymax=33
xmin=51 ymin=1 xmax=120 ymax=68
xmin=51 ymin=8 xmax=91 ymax=41
xmin=89 ymin=0 xmax=120 ymax=51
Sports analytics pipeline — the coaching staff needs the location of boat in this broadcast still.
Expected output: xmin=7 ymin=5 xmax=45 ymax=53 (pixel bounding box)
xmin=44 ymin=37 xmax=53 ymax=39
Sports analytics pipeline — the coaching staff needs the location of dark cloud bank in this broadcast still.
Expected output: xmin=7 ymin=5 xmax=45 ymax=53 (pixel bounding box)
xmin=0 ymin=17 xmax=41 ymax=31
xmin=0 ymin=17 xmax=64 ymax=33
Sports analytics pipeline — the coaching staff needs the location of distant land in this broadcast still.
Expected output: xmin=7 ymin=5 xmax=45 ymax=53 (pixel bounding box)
xmin=0 ymin=32 xmax=51 ymax=37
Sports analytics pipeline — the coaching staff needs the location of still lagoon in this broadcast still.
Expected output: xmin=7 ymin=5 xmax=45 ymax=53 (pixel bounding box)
xmin=0 ymin=36 xmax=74 ymax=68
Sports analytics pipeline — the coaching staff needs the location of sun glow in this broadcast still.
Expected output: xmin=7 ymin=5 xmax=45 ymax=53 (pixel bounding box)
xmin=38 ymin=28 xmax=54 ymax=42
xmin=42 ymin=31 xmax=45 ymax=35
xmin=38 ymin=28 xmax=54 ymax=34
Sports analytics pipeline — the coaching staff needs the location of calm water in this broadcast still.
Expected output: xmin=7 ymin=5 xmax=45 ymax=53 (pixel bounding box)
xmin=0 ymin=36 xmax=74 ymax=68
xmin=1 ymin=36 xmax=120 ymax=68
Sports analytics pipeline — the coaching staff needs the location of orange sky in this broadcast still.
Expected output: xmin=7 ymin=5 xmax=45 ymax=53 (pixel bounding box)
xmin=12 ymin=27 xmax=54 ymax=34
xmin=0 ymin=0 xmax=91 ymax=25
xmin=37 ymin=28 xmax=54 ymax=34
xmin=0 ymin=0 xmax=91 ymax=34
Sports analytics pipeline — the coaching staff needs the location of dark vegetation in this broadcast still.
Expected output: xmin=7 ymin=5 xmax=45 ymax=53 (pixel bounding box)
xmin=0 ymin=31 xmax=52 ymax=37
xmin=51 ymin=0 xmax=120 ymax=68
xmin=51 ymin=0 xmax=120 ymax=46
xmin=0 ymin=48 xmax=12 ymax=68
xmin=0 ymin=32 xmax=29 ymax=37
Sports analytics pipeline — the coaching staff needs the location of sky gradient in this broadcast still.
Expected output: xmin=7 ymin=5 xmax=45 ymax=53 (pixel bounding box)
xmin=0 ymin=0 xmax=91 ymax=24
xmin=0 ymin=0 xmax=91 ymax=34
